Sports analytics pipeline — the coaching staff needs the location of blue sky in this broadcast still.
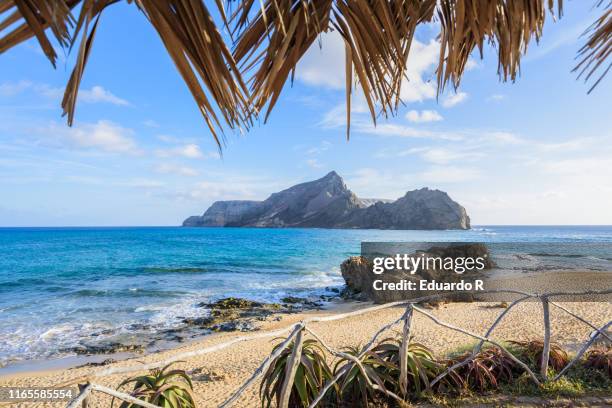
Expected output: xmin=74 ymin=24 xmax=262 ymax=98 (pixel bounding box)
xmin=1 ymin=2 xmax=610 ymax=226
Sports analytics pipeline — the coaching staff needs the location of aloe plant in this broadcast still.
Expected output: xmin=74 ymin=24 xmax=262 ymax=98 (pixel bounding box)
xmin=112 ymin=362 xmax=196 ymax=408
xmin=260 ymin=338 xmax=333 ymax=408
xmin=510 ymin=340 xmax=569 ymax=372
xmin=334 ymin=338 xmax=439 ymax=406
xmin=583 ymin=346 xmax=612 ymax=378
xmin=447 ymin=346 xmax=518 ymax=392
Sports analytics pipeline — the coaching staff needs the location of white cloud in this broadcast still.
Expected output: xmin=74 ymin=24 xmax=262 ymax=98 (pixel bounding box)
xmin=402 ymin=147 xmax=482 ymax=164
xmin=441 ymin=91 xmax=468 ymax=107
xmin=0 ymin=81 xmax=129 ymax=106
xmin=121 ymin=178 xmax=166 ymax=188
xmin=487 ymin=94 xmax=505 ymax=102
xmin=178 ymin=144 xmax=203 ymax=158
xmin=305 ymin=140 xmax=332 ymax=155
xmin=465 ymin=59 xmax=480 ymax=70
xmin=156 ymin=144 xmax=218 ymax=159
xmin=180 ymin=176 xmax=285 ymax=202
xmin=43 ymin=120 xmax=139 ymax=154
xmin=297 ymin=32 xmax=439 ymax=105
xmin=296 ymin=31 xmax=346 ymax=89
xmin=481 ymin=131 xmax=524 ymax=145
xmin=65 ymin=176 xmax=165 ymax=188
xmin=0 ymin=80 xmax=32 ymax=96
xmin=356 ymin=122 xmax=465 ymax=141
xmin=406 ymin=110 xmax=443 ymax=123
xmin=535 ymin=138 xmax=592 ymax=152
xmin=79 ymin=86 xmax=129 ymax=106
xmin=399 ymin=39 xmax=439 ymax=103
xmin=155 ymin=163 xmax=199 ymax=177
xmin=418 ymin=166 xmax=481 ymax=183
xmin=305 ymin=158 xmax=324 ymax=169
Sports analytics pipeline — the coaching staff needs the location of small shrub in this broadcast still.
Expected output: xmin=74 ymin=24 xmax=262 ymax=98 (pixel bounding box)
xmin=509 ymin=340 xmax=569 ymax=372
xmin=112 ymin=362 xmax=196 ymax=408
xmin=447 ymin=346 xmax=518 ymax=392
xmin=334 ymin=338 xmax=439 ymax=406
xmin=371 ymin=338 xmax=440 ymax=396
xmin=334 ymin=345 xmax=397 ymax=407
xmin=260 ymin=338 xmax=333 ymax=408
xmin=583 ymin=346 xmax=612 ymax=378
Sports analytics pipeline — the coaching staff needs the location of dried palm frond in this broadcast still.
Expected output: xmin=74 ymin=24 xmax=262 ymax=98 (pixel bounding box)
xmin=0 ymin=0 xmax=79 ymax=67
xmin=1 ymin=0 xmax=252 ymax=148
xmin=232 ymin=0 xmax=335 ymax=122
xmin=231 ymin=1 xmax=577 ymax=139
xmin=435 ymin=0 xmax=563 ymax=92
xmin=1 ymin=0 xmax=611 ymax=146
xmin=232 ymin=0 xmax=438 ymax=138
xmin=574 ymin=0 xmax=611 ymax=93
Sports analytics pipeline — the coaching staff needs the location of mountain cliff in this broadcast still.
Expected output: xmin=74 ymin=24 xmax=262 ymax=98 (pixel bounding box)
xmin=182 ymin=171 xmax=470 ymax=230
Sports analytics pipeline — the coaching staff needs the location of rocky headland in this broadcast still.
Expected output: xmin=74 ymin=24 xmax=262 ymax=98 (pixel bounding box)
xmin=183 ymin=171 xmax=470 ymax=230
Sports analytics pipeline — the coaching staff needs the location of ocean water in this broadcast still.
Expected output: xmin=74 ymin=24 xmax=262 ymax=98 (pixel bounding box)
xmin=0 ymin=225 xmax=611 ymax=368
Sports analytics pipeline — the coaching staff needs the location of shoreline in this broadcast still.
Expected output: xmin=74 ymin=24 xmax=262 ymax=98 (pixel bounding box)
xmin=0 ymin=298 xmax=363 ymax=380
xmin=1 ymin=301 xmax=610 ymax=407
xmin=0 ymin=271 xmax=610 ymax=385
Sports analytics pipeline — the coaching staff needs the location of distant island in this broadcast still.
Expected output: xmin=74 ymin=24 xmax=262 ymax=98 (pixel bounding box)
xmin=182 ymin=171 xmax=470 ymax=230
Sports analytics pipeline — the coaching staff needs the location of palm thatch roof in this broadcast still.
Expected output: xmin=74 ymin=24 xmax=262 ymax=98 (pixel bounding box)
xmin=1 ymin=0 xmax=610 ymax=148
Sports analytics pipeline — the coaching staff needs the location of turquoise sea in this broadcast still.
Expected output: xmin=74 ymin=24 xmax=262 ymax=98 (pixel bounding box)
xmin=0 ymin=225 xmax=611 ymax=368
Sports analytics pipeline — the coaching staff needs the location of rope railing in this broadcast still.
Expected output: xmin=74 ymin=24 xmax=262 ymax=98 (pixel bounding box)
xmin=63 ymin=289 xmax=611 ymax=408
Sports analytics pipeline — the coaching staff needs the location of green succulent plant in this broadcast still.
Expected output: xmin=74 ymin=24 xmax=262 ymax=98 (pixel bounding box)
xmin=334 ymin=338 xmax=439 ymax=407
xmin=260 ymin=338 xmax=334 ymax=408
xmin=112 ymin=362 xmax=196 ymax=408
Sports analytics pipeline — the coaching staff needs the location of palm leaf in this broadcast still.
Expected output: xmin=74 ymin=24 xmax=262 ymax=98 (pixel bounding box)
xmin=1 ymin=0 xmax=611 ymax=146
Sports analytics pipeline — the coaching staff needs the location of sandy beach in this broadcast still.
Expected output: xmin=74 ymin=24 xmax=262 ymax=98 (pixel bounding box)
xmin=1 ymin=271 xmax=610 ymax=408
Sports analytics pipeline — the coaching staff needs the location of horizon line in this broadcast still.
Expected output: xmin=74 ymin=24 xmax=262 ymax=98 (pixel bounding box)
xmin=1 ymin=224 xmax=611 ymax=229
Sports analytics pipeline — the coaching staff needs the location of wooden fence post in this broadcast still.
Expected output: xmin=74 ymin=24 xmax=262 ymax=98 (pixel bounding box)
xmin=278 ymin=326 xmax=304 ymax=408
xmin=78 ymin=383 xmax=89 ymax=408
xmin=541 ymin=296 xmax=551 ymax=379
xmin=399 ymin=304 xmax=414 ymax=397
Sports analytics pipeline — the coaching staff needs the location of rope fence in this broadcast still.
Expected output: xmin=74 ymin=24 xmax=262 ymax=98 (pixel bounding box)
xmin=62 ymin=289 xmax=611 ymax=408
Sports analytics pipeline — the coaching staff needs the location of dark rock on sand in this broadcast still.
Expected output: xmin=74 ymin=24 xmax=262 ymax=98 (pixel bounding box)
xmin=67 ymin=342 xmax=144 ymax=355
xmin=76 ymin=358 xmax=117 ymax=368
xmin=186 ymin=297 xmax=299 ymax=333
xmin=181 ymin=317 xmax=215 ymax=327
xmin=281 ymin=296 xmax=323 ymax=308
xmin=203 ymin=297 xmax=263 ymax=309
xmin=183 ymin=171 xmax=470 ymax=230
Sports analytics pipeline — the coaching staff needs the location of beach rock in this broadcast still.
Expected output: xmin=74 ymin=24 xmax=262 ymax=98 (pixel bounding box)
xmin=203 ymin=297 xmax=263 ymax=309
xmin=182 ymin=317 xmax=214 ymax=327
xmin=341 ymin=244 xmax=492 ymax=303
xmin=214 ymin=321 xmax=257 ymax=332
xmin=182 ymin=171 xmax=470 ymax=230
xmin=341 ymin=256 xmax=371 ymax=294
xmin=185 ymin=297 xmax=301 ymax=333
xmin=191 ymin=367 xmax=226 ymax=382
xmin=281 ymin=296 xmax=323 ymax=308
xmin=67 ymin=342 xmax=144 ymax=355
xmin=76 ymin=358 xmax=116 ymax=368
xmin=281 ymin=296 xmax=306 ymax=304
